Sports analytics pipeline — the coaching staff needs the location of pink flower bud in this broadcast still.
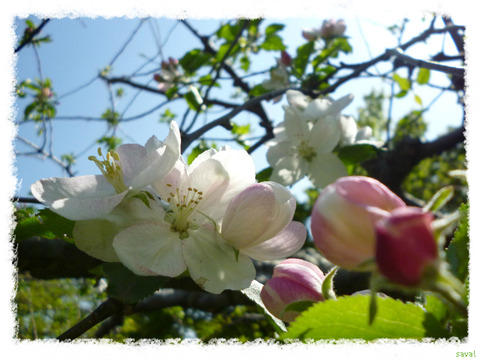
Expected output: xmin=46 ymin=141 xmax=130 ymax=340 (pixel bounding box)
xmin=280 ymin=50 xmax=292 ymax=66
xmin=260 ymin=258 xmax=325 ymax=322
xmin=375 ymin=207 xmax=438 ymax=287
xmin=153 ymin=74 xmax=162 ymax=82
xmin=311 ymin=176 xmax=406 ymax=270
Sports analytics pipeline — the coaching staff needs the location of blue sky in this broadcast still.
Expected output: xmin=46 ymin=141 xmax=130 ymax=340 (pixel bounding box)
xmin=12 ymin=14 xmax=466 ymax=199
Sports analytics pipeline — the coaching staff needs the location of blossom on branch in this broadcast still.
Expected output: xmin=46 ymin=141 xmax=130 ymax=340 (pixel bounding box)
xmin=266 ymin=90 xmax=354 ymax=188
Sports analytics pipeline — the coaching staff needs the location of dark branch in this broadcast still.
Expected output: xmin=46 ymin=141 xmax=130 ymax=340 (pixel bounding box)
xmin=15 ymin=19 xmax=51 ymax=53
xmin=57 ymin=298 xmax=125 ymax=341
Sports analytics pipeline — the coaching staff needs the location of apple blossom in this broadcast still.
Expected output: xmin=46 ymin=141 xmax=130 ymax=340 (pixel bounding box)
xmin=260 ymin=258 xmax=325 ymax=322
xmin=112 ymin=147 xmax=256 ymax=293
xmin=31 ymin=121 xmax=181 ymax=221
xmin=311 ymin=176 xmax=406 ymax=270
xmin=266 ymin=90 xmax=354 ymax=188
xmin=154 ymin=57 xmax=181 ymax=92
xmin=112 ymin=149 xmax=306 ymax=294
xmin=375 ymin=207 xmax=438 ymax=287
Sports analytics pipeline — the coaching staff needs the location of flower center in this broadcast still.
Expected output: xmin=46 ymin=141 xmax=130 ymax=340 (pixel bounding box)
xmin=297 ymin=137 xmax=317 ymax=162
xmin=88 ymin=147 xmax=128 ymax=194
xmin=164 ymin=183 xmax=204 ymax=239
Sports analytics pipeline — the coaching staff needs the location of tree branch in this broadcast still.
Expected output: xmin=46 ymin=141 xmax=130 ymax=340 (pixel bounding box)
xmin=15 ymin=19 xmax=51 ymax=53
xmin=57 ymin=298 xmax=125 ymax=341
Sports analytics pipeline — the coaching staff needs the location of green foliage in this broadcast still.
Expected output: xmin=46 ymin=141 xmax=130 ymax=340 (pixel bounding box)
xmin=179 ymin=49 xmax=213 ymax=76
xmin=292 ymin=42 xmax=315 ymax=78
xmin=416 ymin=67 xmax=431 ymax=85
xmin=357 ymin=91 xmax=387 ymax=139
xmin=102 ymin=263 xmax=169 ymax=304
xmin=15 ymin=276 xmax=106 ymax=339
xmin=159 ymin=108 xmax=176 ymax=123
xmin=17 ymin=78 xmax=56 ymax=122
xmin=14 ymin=208 xmax=75 ymax=243
xmin=281 ymin=295 xmax=449 ymax=341
xmin=337 ymin=143 xmax=380 ymax=166
xmin=392 ymin=110 xmax=427 ymax=143
xmin=97 ymin=135 xmax=122 ymax=150
xmin=446 ymin=203 xmax=469 ymax=282
xmin=403 ymin=143 xmax=467 ymax=212
xmin=101 ymin=108 xmax=120 ymax=127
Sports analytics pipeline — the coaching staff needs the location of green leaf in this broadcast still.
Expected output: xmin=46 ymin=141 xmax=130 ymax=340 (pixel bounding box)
xmin=446 ymin=203 xmax=469 ymax=282
xmin=424 ymin=294 xmax=448 ymax=324
xmin=414 ymin=94 xmax=423 ymax=105
xmin=417 ymin=67 xmax=430 ymax=85
xmin=337 ymin=143 xmax=380 ymax=165
xmin=424 ymin=185 xmax=454 ymax=212
xmin=260 ymin=34 xmax=286 ymax=51
xmin=321 ymin=266 xmax=338 ymax=300
xmin=249 ymin=84 xmax=268 ymax=97
xmin=179 ymin=49 xmax=212 ymax=76
xmin=281 ymin=295 xmax=448 ymax=341
xmin=282 ymin=300 xmax=316 ymax=314
xmin=14 ymin=208 xmax=75 ymax=242
xmin=103 ymin=262 xmax=169 ymax=304
xmin=393 ymin=73 xmax=411 ymax=91
xmin=265 ymin=23 xmax=284 ymax=36
xmin=255 ymin=167 xmax=272 ymax=182
xmin=184 ymin=86 xmax=204 ymax=111
xmin=293 ymin=41 xmax=315 ymax=78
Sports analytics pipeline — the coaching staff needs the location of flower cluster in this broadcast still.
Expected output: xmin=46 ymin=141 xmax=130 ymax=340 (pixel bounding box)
xmin=31 ymin=121 xmax=306 ymax=294
xmin=266 ymin=90 xmax=356 ymax=188
xmin=154 ymin=57 xmax=183 ymax=92
xmin=302 ymin=19 xmax=346 ymax=42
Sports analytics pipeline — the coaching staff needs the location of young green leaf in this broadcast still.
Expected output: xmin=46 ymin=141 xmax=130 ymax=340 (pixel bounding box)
xmin=281 ymin=295 xmax=449 ymax=341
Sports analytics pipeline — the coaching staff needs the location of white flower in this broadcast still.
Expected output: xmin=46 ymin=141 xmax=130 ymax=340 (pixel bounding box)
xmin=266 ymin=90 xmax=354 ymax=188
xmin=112 ymin=147 xmax=259 ymax=294
xmin=31 ymin=121 xmax=181 ymax=221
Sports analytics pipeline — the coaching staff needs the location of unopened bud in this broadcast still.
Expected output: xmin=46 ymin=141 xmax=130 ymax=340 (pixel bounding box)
xmin=375 ymin=207 xmax=438 ymax=287
xmin=260 ymin=258 xmax=325 ymax=322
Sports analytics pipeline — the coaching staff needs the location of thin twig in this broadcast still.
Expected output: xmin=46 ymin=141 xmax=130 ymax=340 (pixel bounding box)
xmin=15 ymin=19 xmax=51 ymax=53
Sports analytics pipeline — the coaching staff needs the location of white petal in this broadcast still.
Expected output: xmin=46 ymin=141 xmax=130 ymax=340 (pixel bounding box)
xmin=31 ymin=175 xmax=128 ymax=220
xmin=266 ymin=140 xmax=294 ymax=167
xmin=129 ymin=124 xmax=181 ymax=189
xmin=308 ymin=153 xmax=348 ymax=189
xmin=240 ymin=221 xmax=306 ymax=261
xmin=203 ymin=149 xmax=256 ymax=218
xmin=339 ymin=115 xmax=358 ymax=146
xmin=183 ymin=228 xmax=256 ymax=294
xmin=113 ymin=222 xmax=187 ymax=277
xmin=308 ymin=115 xmax=341 ymax=153
xmin=284 ymin=106 xmax=309 ymax=141
xmin=286 ymin=90 xmax=310 ymax=110
xmin=270 ymin=155 xmax=307 ymax=186
xmin=73 ymin=219 xmax=120 ymax=262
xmin=302 ymin=98 xmax=332 ymax=121
xmin=151 ymin=157 xmax=188 ymax=200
